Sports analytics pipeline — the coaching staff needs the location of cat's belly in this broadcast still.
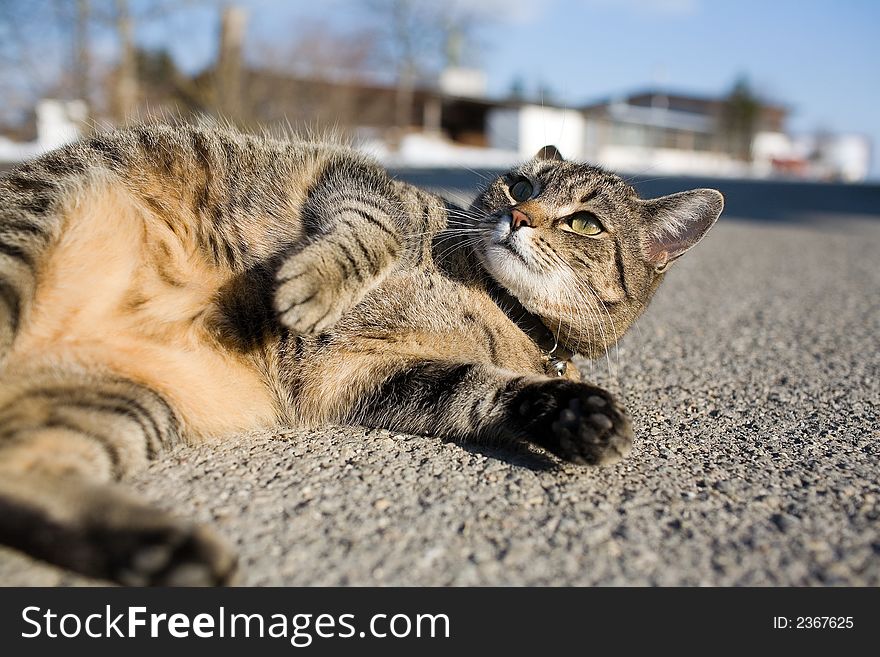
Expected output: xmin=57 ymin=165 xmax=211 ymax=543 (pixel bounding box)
xmin=7 ymin=179 xmax=277 ymax=439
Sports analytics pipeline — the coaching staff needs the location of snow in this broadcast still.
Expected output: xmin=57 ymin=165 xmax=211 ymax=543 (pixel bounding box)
xmin=0 ymin=136 xmax=45 ymax=164
xmin=0 ymin=99 xmax=86 ymax=164
xmin=358 ymin=133 xmax=521 ymax=169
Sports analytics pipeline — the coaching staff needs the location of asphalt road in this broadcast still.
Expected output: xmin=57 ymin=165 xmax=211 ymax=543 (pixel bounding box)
xmin=0 ymin=176 xmax=878 ymax=586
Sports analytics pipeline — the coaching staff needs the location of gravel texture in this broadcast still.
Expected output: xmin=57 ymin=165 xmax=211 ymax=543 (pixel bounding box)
xmin=0 ymin=208 xmax=877 ymax=586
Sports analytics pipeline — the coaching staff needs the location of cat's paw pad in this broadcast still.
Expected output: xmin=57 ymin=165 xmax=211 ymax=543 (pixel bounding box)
xmin=520 ymin=383 xmax=633 ymax=466
xmin=274 ymin=253 xmax=351 ymax=334
xmin=106 ymin=521 xmax=237 ymax=587
xmin=550 ymin=390 xmax=633 ymax=465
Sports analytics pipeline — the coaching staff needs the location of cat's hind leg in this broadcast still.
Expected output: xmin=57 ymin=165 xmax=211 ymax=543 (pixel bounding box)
xmin=0 ymin=366 xmax=236 ymax=585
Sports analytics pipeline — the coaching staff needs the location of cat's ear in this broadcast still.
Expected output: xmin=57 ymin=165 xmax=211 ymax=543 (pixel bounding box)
xmin=640 ymin=189 xmax=723 ymax=270
xmin=535 ymin=145 xmax=564 ymax=161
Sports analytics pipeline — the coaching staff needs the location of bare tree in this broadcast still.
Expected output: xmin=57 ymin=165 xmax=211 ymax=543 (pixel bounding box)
xmin=74 ymin=0 xmax=91 ymax=106
xmin=253 ymin=18 xmax=380 ymax=83
xmin=113 ymin=0 xmax=137 ymax=121
xmin=246 ymin=18 xmax=383 ymax=133
xmin=719 ymin=76 xmax=762 ymax=161
xmin=364 ymin=0 xmax=491 ymax=134
xmin=0 ymin=0 xmax=80 ymax=127
xmin=0 ymin=0 xmax=491 ymax=137
xmin=215 ymin=5 xmax=246 ymax=119
xmin=0 ymin=0 xmax=224 ymax=129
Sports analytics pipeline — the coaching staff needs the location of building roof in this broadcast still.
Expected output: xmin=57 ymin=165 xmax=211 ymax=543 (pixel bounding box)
xmin=583 ymin=87 xmax=786 ymax=111
xmin=582 ymin=88 xmax=789 ymax=132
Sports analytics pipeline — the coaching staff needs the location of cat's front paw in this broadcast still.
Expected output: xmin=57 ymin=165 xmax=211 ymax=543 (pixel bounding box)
xmin=274 ymin=247 xmax=358 ymax=334
xmin=549 ymin=389 xmax=633 ymax=465
xmin=516 ymin=381 xmax=633 ymax=466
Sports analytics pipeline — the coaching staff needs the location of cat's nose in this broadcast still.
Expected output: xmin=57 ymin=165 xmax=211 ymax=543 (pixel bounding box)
xmin=510 ymin=208 xmax=531 ymax=231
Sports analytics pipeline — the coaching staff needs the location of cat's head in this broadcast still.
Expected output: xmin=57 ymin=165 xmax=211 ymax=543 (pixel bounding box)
xmin=469 ymin=146 xmax=723 ymax=358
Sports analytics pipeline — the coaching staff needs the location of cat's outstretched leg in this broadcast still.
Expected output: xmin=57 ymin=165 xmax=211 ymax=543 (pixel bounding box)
xmin=342 ymin=360 xmax=633 ymax=466
xmin=274 ymin=166 xmax=443 ymax=334
xmin=0 ymin=473 xmax=235 ymax=586
xmin=0 ymin=368 xmax=236 ymax=585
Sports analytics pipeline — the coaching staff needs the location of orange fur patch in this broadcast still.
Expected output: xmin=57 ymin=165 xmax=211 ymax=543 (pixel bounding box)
xmin=8 ymin=178 xmax=277 ymax=439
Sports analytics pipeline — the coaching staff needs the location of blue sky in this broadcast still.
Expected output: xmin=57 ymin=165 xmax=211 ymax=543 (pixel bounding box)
xmin=138 ymin=0 xmax=880 ymax=177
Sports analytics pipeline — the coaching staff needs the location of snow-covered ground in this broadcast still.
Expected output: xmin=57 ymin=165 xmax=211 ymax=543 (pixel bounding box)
xmin=0 ymin=136 xmax=46 ymax=163
xmin=0 ymin=99 xmax=87 ymax=164
xmin=358 ymin=133 xmax=522 ymax=169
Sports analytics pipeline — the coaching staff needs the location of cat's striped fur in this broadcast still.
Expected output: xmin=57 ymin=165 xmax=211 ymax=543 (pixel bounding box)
xmin=0 ymin=124 xmax=722 ymax=585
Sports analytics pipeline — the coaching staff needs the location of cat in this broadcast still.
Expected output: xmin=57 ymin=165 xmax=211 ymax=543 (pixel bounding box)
xmin=0 ymin=124 xmax=722 ymax=585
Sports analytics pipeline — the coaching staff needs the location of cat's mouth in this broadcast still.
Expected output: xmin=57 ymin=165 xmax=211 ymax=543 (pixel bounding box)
xmin=487 ymin=216 xmax=536 ymax=271
xmin=493 ymin=235 xmax=530 ymax=266
xmin=475 ymin=218 xmax=546 ymax=298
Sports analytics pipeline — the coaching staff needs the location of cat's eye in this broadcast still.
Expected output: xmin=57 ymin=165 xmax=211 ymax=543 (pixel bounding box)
xmin=509 ymin=178 xmax=533 ymax=202
xmin=567 ymin=212 xmax=604 ymax=236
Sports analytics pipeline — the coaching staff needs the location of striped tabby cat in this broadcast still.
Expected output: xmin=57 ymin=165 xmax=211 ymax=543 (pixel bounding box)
xmin=0 ymin=125 xmax=722 ymax=585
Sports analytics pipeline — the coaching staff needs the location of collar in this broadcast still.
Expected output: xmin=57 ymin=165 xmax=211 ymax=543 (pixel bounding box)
xmin=485 ymin=280 xmax=576 ymax=363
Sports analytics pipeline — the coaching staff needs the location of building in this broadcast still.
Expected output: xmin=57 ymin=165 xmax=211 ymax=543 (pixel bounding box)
xmin=581 ymin=89 xmax=786 ymax=176
xmin=483 ymin=88 xmax=870 ymax=181
xmin=0 ymin=73 xmax=870 ymax=181
xmin=487 ymin=89 xmax=788 ymax=177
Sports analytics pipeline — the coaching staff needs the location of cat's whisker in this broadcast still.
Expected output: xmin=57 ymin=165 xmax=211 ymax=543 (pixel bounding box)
xmin=457 ymin=165 xmax=498 ymax=185
xmin=566 ymin=263 xmax=621 ymax=381
xmin=433 ymin=234 xmax=487 ymax=263
xmin=429 ymin=229 xmax=489 ymax=244
xmin=576 ymin=279 xmax=616 ymax=381
xmin=619 ymin=162 xmax=664 ymax=185
xmin=443 ymin=212 xmax=485 ymax=224
xmin=431 ymin=233 xmax=482 ymax=249
xmin=565 ymin=268 xmax=614 ymax=382
xmin=442 ymin=220 xmax=485 ymax=228
xmin=399 ymin=226 xmax=486 ymax=243
xmin=542 ymin=247 xmax=596 ymax=357
xmin=432 ymin=239 xmax=484 ymax=259
xmin=588 ymin=286 xmax=619 ymax=383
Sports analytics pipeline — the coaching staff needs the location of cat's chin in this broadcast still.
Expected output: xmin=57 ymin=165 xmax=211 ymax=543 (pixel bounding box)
xmin=476 ymin=244 xmax=565 ymax=317
xmin=474 ymin=244 xmax=595 ymax=355
xmin=476 ymin=244 xmax=534 ymax=297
